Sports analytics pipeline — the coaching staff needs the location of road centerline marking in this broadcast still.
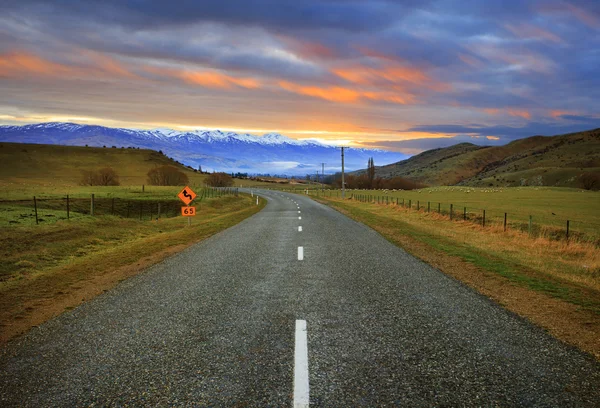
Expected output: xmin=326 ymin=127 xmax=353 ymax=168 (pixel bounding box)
xmin=298 ymin=246 xmax=304 ymax=260
xmin=294 ymin=320 xmax=309 ymax=408
xmin=299 ymin=216 xmax=302 ymax=220
xmin=298 ymin=226 xmax=302 ymax=232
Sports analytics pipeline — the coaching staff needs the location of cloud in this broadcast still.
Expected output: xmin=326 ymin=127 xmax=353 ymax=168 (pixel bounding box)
xmin=359 ymin=134 xmax=500 ymax=155
xmin=504 ymin=23 xmax=564 ymax=44
xmin=277 ymin=80 xmax=414 ymax=105
xmin=180 ymin=71 xmax=261 ymax=90
xmin=1 ymin=0 xmax=600 ymax=149
xmin=0 ymin=0 xmax=406 ymax=33
xmin=506 ymin=109 xmax=531 ymax=120
xmin=407 ymin=120 xmax=600 ymax=141
xmin=0 ymin=51 xmax=74 ymax=76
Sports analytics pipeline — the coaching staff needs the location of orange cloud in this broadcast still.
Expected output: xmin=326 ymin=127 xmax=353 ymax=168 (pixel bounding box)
xmin=332 ymin=65 xmax=431 ymax=88
xmin=181 ymin=71 xmax=261 ymax=89
xmin=483 ymin=108 xmax=500 ymax=115
xmin=0 ymin=52 xmax=74 ymax=76
xmin=333 ymin=48 xmax=450 ymax=93
xmin=81 ymin=51 xmax=136 ymax=78
xmin=506 ymin=108 xmax=531 ymax=119
xmin=0 ymin=50 xmax=138 ymax=80
xmin=278 ymin=80 xmax=413 ymax=104
xmin=549 ymin=109 xmax=573 ymax=118
xmin=145 ymin=65 xmax=261 ymax=90
xmin=278 ymin=80 xmax=361 ymax=103
xmin=486 ymin=136 xmax=500 ymax=140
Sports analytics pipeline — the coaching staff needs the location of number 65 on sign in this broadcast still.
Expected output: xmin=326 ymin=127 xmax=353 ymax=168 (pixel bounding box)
xmin=181 ymin=206 xmax=196 ymax=216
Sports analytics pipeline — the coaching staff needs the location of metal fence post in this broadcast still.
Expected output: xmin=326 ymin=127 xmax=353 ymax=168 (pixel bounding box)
xmin=66 ymin=195 xmax=70 ymax=219
xmin=91 ymin=194 xmax=95 ymax=216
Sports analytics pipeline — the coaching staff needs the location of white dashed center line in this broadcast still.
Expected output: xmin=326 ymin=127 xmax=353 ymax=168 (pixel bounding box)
xmin=298 ymin=246 xmax=304 ymax=260
xmin=299 ymin=216 xmax=302 ymax=220
xmin=294 ymin=320 xmax=309 ymax=408
xmin=298 ymin=226 xmax=302 ymax=232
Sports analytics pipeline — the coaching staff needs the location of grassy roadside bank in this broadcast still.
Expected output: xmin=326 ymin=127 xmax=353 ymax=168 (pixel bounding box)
xmin=0 ymin=194 xmax=266 ymax=344
xmin=315 ymin=195 xmax=600 ymax=359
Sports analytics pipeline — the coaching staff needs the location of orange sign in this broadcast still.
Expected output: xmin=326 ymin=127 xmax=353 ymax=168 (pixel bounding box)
xmin=177 ymin=186 xmax=197 ymax=205
xmin=181 ymin=206 xmax=196 ymax=216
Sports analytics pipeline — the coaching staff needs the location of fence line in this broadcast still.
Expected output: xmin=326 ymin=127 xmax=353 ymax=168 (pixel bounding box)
xmin=1 ymin=187 xmax=241 ymax=225
xmin=339 ymin=191 xmax=599 ymax=244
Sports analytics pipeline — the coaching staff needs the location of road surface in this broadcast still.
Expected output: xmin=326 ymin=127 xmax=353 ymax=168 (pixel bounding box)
xmin=1 ymin=190 xmax=599 ymax=406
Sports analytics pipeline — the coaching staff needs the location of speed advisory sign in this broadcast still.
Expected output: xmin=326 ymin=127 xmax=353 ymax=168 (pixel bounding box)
xmin=181 ymin=206 xmax=196 ymax=216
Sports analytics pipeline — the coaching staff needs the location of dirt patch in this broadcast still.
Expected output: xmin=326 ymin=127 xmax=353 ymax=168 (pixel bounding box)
xmin=324 ymin=199 xmax=600 ymax=360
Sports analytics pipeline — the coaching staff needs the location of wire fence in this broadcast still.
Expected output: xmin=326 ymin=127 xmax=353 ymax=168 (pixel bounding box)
xmin=321 ymin=190 xmax=600 ymax=245
xmin=0 ymin=187 xmax=240 ymax=226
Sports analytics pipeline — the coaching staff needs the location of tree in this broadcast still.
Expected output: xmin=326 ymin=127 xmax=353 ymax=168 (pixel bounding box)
xmin=580 ymin=172 xmax=600 ymax=190
xmin=205 ymin=172 xmax=234 ymax=187
xmin=367 ymin=157 xmax=375 ymax=189
xmin=96 ymin=167 xmax=120 ymax=186
xmin=147 ymin=165 xmax=189 ymax=186
xmin=80 ymin=167 xmax=120 ymax=186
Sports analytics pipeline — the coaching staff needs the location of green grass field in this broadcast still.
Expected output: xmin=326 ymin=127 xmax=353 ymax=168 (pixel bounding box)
xmin=318 ymin=186 xmax=600 ymax=240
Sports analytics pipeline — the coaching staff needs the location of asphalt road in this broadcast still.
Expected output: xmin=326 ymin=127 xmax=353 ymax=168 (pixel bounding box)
xmin=1 ymin=189 xmax=599 ymax=406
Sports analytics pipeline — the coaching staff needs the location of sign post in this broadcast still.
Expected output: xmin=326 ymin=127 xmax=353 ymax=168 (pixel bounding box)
xmin=178 ymin=186 xmax=197 ymax=226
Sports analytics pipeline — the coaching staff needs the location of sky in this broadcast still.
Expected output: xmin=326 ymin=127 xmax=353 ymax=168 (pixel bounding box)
xmin=1 ymin=0 xmax=599 ymax=154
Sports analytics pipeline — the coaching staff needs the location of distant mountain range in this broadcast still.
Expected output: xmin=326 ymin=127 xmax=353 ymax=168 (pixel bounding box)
xmin=353 ymin=128 xmax=600 ymax=188
xmin=0 ymin=123 xmax=406 ymax=176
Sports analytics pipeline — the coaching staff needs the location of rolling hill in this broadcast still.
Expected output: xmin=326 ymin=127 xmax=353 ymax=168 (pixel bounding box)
xmin=0 ymin=142 xmax=207 ymax=187
xmin=359 ymin=128 xmax=600 ymax=188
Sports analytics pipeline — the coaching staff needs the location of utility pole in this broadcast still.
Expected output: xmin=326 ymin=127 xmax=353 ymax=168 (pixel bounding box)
xmin=321 ymin=163 xmax=325 ymax=191
xmin=340 ymin=147 xmax=348 ymax=199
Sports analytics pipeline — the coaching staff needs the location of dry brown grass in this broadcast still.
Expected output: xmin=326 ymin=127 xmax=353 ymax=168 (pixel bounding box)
xmin=380 ymin=203 xmax=600 ymax=291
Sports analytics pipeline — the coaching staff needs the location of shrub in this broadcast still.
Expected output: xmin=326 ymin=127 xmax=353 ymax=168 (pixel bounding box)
xmin=580 ymin=172 xmax=600 ymax=190
xmin=205 ymin=172 xmax=234 ymax=187
xmin=147 ymin=165 xmax=189 ymax=186
xmin=80 ymin=167 xmax=120 ymax=186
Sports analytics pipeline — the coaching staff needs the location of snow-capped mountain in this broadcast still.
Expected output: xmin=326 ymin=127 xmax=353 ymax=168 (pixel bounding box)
xmin=0 ymin=122 xmax=407 ymax=175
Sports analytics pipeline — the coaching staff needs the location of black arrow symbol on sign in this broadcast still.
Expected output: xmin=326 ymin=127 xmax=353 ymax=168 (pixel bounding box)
xmin=183 ymin=190 xmax=192 ymax=200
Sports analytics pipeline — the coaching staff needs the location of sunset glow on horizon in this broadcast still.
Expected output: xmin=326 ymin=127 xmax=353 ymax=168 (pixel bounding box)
xmin=1 ymin=1 xmax=599 ymax=154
